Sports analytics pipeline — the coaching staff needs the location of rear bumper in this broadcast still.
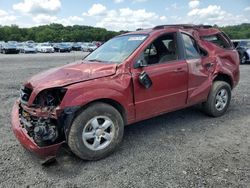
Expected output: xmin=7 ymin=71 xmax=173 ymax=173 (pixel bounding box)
xmin=11 ymin=100 xmax=64 ymax=160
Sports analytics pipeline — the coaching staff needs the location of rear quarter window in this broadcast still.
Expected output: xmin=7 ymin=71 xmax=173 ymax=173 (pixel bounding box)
xmin=202 ymin=33 xmax=233 ymax=50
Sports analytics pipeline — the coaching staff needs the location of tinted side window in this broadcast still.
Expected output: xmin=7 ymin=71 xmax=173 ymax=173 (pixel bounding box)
xmin=182 ymin=33 xmax=200 ymax=59
xmin=202 ymin=33 xmax=233 ymax=49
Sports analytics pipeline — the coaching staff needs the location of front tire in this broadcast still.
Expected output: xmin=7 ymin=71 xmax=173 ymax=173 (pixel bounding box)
xmin=68 ymin=102 xmax=124 ymax=160
xmin=203 ymin=81 xmax=231 ymax=117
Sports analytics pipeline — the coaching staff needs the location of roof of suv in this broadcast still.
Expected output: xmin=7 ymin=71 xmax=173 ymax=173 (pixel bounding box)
xmin=126 ymin=24 xmax=221 ymax=38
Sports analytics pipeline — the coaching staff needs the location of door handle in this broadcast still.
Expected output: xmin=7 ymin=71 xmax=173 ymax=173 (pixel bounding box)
xmin=174 ymin=67 xmax=184 ymax=73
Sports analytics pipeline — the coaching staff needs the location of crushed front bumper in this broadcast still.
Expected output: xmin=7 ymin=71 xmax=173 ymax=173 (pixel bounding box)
xmin=11 ymin=100 xmax=65 ymax=160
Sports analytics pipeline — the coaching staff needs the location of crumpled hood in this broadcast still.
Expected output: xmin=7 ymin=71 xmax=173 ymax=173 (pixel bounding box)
xmin=25 ymin=60 xmax=117 ymax=90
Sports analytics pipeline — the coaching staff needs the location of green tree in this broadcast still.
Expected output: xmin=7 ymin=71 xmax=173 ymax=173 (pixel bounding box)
xmin=0 ymin=23 xmax=249 ymax=42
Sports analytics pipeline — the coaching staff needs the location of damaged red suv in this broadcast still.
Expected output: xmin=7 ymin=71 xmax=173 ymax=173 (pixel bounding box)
xmin=12 ymin=25 xmax=239 ymax=161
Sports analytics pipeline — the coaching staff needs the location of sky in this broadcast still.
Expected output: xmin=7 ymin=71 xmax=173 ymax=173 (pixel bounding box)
xmin=0 ymin=0 xmax=250 ymax=31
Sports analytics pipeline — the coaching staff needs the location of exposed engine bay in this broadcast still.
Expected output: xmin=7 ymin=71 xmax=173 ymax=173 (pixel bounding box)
xmin=19 ymin=105 xmax=60 ymax=146
xmin=19 ymin=87 xmax=67 ymax=147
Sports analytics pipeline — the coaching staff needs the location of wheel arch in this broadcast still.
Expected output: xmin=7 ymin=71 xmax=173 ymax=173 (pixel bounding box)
xmin=75 ymin=98 xmax=127 ymax=125
xmin=62 ymin=98 xmax=128 ymax=142
xmin=213 ymin=73 xmax=233 ymax=89
xmin=92 ymin=98 xmax=127 ymax=125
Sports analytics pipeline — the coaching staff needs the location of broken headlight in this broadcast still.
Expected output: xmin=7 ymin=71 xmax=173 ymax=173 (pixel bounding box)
xmin=33 ymin=88 xmax=67 ymax=107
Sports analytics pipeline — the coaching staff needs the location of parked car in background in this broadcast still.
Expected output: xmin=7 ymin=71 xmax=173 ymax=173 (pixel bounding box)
xmin=12 ymin=24 xmax=239 ymax=162
xmin=36 ymin=43 xmax=54 ymax=53
xmin=8 ymin=41 xmax=18 ymax=45
xmin=0 ymin=42 xmax=19 ymax=54
xmin=20 ymin=44 xmax=37 ymax=53
xmin=92 ymin=41 xmax=103 ymax=47
xmin=0 ymin=41 xmax=4 ymax=49
xmin=16 ymin=43 xmax=24 ymax=51
xmin=72 ymin=43 xmax=82 ymax=51
xmin=81 ymin=43 xmax=89 ymax=52
xmin=0 ymin=42 xmax=4 ymax=52
xmin=54 ymin=43 xmax=72 ymax=52
xmin=81 ymin=42 xmax=97 ymax=52
xmin=232 ymin=40 xmax=250 ymax=64
xmin=25 ymin=40 xmax=35 ymax=45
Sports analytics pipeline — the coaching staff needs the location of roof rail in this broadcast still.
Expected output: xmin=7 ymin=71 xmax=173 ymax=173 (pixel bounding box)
xmin=153 ymin=24 xmax=213 ymax=30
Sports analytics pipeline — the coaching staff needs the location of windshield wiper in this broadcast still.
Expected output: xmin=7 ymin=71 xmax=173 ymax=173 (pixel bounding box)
xmin=87 ymin=59 xmax=103 ymax=62
xmin=83 ymin=59 xmax=115 ymax=64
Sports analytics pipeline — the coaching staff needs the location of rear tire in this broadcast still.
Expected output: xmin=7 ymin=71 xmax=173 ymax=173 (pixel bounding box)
xmin=68 ymin=102 xmax=124 ymax=160
xmin=202 ymin=81 xmax=231 ymax=117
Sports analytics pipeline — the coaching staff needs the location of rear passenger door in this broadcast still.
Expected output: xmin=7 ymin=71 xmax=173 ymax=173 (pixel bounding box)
xmin=181 ymin=33 xmax=214 ymax=105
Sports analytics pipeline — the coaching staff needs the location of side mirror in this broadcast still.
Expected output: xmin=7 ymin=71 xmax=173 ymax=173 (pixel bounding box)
xmin=134 ymin=59 xmax=147 ymax=68
xmin=139 ymin=71 xmax=152 ymax=89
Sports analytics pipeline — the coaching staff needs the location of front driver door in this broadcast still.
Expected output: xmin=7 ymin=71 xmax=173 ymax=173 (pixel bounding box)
xmin=132 ymin=32 xmax=188 ymax=121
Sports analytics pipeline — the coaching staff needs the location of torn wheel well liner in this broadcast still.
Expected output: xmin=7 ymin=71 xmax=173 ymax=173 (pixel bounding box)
xmin=214 ymin=73 xmax=233 ymax=88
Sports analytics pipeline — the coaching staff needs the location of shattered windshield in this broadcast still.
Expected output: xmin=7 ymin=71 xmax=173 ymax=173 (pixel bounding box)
xmin=85 ymin=34 xmax=147 ymax=63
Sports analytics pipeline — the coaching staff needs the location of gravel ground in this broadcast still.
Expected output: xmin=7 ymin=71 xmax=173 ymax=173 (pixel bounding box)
xmin=0 ymin=52 xmax=249 ymax=188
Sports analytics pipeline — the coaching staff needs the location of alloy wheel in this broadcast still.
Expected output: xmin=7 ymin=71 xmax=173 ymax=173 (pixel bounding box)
xmin=82 ymin=116 xmax=115 ymax=151
xmin=215 ymin=89 xmax=228 ymax=111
